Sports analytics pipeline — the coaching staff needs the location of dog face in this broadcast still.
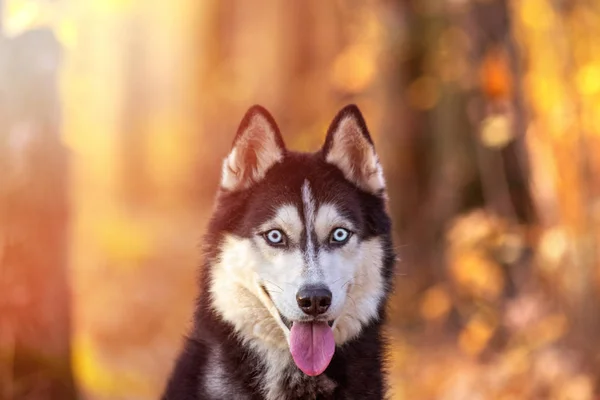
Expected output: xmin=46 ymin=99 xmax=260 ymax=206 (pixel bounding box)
xmin=208 ymin=105 xmax=391 ymax=376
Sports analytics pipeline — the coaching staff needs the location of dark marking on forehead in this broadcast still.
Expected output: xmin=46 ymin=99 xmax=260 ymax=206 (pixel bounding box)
xmin=300 ymin=180 xmax=320 ymax=268
xmin=209 ymin=151 xmax=388 ymax=241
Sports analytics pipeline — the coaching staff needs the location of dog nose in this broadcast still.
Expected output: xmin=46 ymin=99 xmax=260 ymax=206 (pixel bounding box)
xmin=296 ymin=285 xmax=332 ymax=316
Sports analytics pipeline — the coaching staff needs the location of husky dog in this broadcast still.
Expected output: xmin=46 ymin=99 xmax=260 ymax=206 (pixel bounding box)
xmin=161 ymin=105 xmax=395 ymax=400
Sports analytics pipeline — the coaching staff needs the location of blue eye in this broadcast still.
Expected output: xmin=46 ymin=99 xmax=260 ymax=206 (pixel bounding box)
xmin=330 ymin=228 xmax=351 ymax=244
xmin=264 ymin=229 xmax=287 ymax=246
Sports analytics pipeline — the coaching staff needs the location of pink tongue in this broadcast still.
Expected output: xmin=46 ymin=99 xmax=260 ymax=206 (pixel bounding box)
xmin=289 ymin=321 xmax=335 ymax=376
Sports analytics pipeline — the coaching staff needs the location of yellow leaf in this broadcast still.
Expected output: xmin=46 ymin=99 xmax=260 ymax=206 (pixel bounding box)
xmin=576 ymin=63 xmax=600 ymax=95
xmin=450 ymin=251 xmax=505 ymax=300
xmin=73 ymin=333 xmax=153 ymax=397
xmin=519 ymin=0 xmax=553 ymax=30
xmin=480 ymin=114 xmax=514 ymax=149
xmin=331 ymin=45 xmax=377 ymax=93
xmin=537 ymin=227 xmax=568 ymax=272
xmin=458 ymin=315 xmax=496 ymax=356
xmin=419 ymin=285 xmax=451 ymax=321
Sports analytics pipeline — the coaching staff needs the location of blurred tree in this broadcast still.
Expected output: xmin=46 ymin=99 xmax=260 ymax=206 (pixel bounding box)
xmin=0 ymin=7 xmax=77 ymax=398
xmin=384 ymin=0 xmax=536 ymax=328
xmin=119 ymin=16 xmax=151 ymax=208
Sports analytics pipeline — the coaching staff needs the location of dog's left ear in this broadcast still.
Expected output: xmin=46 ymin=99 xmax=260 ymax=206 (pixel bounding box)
xmin=322 ymin=105 xmax=385 ymax=195
xmin=221 ymin=105 xmax=286 ymax=191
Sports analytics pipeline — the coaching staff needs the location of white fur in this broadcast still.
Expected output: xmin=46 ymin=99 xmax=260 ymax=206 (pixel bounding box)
xmin=210 ymin=235 xmax=289 ymax=348
xmin=326 ymin=116 xmax=386 ymax=194
xmin=221 ymin=113 xmax=283 ymax=191
xmin=301 ymin=180 xmax=319 ymax=277
xmin=332 ymin=238 xmax=386 ymax=343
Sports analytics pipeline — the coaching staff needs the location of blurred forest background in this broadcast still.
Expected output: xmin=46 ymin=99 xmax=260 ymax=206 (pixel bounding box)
xmin=1 ymin=0 xmax=600 ymax=399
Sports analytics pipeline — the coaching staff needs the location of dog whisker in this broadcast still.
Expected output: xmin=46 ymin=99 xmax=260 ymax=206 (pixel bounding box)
xmin=262 ymin=280 xmax=284 ymax=293
xmin=266 ymin=281 xmax=283 ymax=292
xmin=331 ymin=276 xmax=346 ymax=286
xmin=263 ymin=288 xmax=283 ymax=294
xmin=339 ymin=271 xmax=370 ymax=290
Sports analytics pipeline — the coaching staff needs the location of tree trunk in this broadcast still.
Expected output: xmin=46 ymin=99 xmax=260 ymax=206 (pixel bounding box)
xmin=0 ymin=25 xmax=77 ymax=400
xmin=383 ymin=0 xmax=536 ymax=325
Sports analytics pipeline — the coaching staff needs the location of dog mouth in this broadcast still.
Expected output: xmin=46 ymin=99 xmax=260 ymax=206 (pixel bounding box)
xmin=279 ymin=313 xmax=293 ymax=330
xmin=259 ymin=285 xmax=335 ymax=330
xmin=278 ymin=312 xmax=334 ymax=330
xmin=260 ymin=284 xmax=336 ymax=376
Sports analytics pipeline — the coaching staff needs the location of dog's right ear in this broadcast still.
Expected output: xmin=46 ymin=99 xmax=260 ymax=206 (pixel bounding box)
xmin=221 ymin=105 xmax=286 ymax=191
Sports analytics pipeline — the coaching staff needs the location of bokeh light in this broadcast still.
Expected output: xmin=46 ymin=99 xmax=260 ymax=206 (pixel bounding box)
xmin=2 ymin=0 xmax=600 ymax=399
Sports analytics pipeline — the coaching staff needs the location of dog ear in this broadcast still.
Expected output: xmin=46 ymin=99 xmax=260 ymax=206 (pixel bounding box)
xmin=322 ymin=105 xmax=385 ymax=195
xmin=221 ymin=105 xmax=286 ymax=191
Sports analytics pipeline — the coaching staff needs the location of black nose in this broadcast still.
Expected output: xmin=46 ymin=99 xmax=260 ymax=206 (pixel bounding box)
xmin=296 ymin=285 xmax=332 ymax=316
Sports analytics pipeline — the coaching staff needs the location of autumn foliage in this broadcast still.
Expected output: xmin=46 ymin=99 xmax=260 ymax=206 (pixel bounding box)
xmin=2 ymin=0 xmax=600 ymax=399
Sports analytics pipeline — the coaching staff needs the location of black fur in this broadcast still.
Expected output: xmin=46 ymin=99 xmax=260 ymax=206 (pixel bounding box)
xmin=161 ymin=106 xmax=395 ymax=400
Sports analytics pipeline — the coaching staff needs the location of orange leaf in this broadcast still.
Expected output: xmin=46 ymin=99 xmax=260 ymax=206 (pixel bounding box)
xmin=480 ymin=48 xmax=512 ymax=101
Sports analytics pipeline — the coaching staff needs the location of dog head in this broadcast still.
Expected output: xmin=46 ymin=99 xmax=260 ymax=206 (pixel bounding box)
xmin=207 ymin=105 xmax=392 ymax=376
